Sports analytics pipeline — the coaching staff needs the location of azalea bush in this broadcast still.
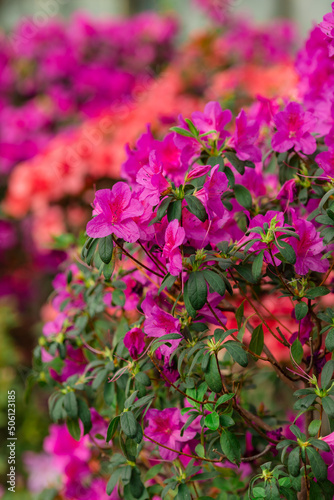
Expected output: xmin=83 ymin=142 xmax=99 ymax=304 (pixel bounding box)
xmin=28 ymin=4 xmax=334 ymax=498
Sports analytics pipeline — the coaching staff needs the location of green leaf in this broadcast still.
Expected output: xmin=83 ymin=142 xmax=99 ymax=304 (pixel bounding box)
xmin=113 ymin=289 xmax=126 ymax=307
xmin=167 ymin=200 xmax=182 ymax=221
xmin=98 ymin=235 xmax=114 ymax=264
xmin=275 ymin=241 xmax=296 ymax=264
xmin=234 ymin=184 xmax=252 ymax=209
xmin=106 ymin=469 xmax=122 ymax=495
xmin=130 ymin=468 xmax=144 ymax=499
xmin=175 ymin=483 xmax=191 ymax=500
xmin=204 ymin=354 xmax=222 ymax=393
xmin=185 ymin=195 xmax=208 ymax=222
xmin=288 ymin=447 xmax=300 ymax=477
xmin=120 ymin=411 xmax=138 ymax=438
xmin=321 ymin=360 xmax=334 ymax=389
xmin=64 ymin=391 xmax=78 ymax=419
xmin=220 ymin=430 xmax=241 ymax=463
xmin=252 ymin=250 xmax=264 ymax=281
xmin=135 ymin=372 xmax=151 ymax=387
xmin=157 ymin=197 xmax=172 ymax=221
xmin=252 ymin=487 xmax=266 ymax=498
xmin=204 ymin=412 xmax=220 ymax=430
xmin=215 ymin=393 xmax=235 ymax=409
xmin=308 ymin=420 xmax=321 ymax=437
xmin=223 ymin=151 xmax=254 ymax=175
xmin=249 ymin=324 xmax=264 ymax=357
xmin=203 ymin=269 xmax=226 ymax=296
xmin=224 ymin=341 xmax=248 ymax=367
xmin=158 ymin=274 xmax=177 ymax=295
xmin=187 ymin=272 xmax=207 ymax=310
xmin=144 ymin=464 xmax=163 ymax=482
xmin=325 ymin=328 xmax=334 ymax=352
xmin=66 ymin=418 xmax=81 ymax=441
xmin=77 ymin=398 xmax=92 ymax=435
xmin=170 ymin=126 xmax=194 ymax=137
xmin=235 ymin=301 xmax=244 ymax=330
xmin=305 ymin=287 xmax=330 ymax=299
xmin=293 ymin=394 xmax=317 ymax=411
xmin=103 ymin=253 xmax=116 ymax=280
xmin=306 ymin=446 xmax=327 ymax=481
xmin=322 ymin=396 xmax=334 ymax=418
xmin=291 ymin=339 xmax=303 ymax=365
xmin=106 ymin=415 xmax=120 ymax=442
xmin=183 ymin=280 xmax=197 ymax=318
xmin=295 ymin=302 xmax=308 ymax=321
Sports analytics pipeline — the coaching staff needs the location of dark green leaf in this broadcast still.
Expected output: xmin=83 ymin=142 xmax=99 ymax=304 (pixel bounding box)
xmin=288 ymin=447 xmax=300 ymax=477
xmin=98 ymin=235 xmax=114 ymax=264
xmin=175 ymin=483 xmax=191 ymax=500
xmin=203 ymin=269 xmax=226 ymax=296
xmin=234 ymin=184 xmax=252 ymax=209
xmin=308 ymin=420 xmax=321 ymax=437
xmin=64 ymin=391 xmax=78 ymax=419
xmin=204 ymin=412 xmax=220 ymax=430
xmin=321 ymin=360 xmax=334 ymax=389
xmin=121 ymin=411 xmax=138 ymax=438
xmin=130 ymin=468 xmax=144 ymax=499
xmin=183 ymin=280 xmax=197 ymax=318
xmin=293 ymin=394 xmax=317 ymax=411
xmin=322 ymin=396 xmax=334 ymax=418
xmin=224 ymin=341 xmax=248 ymax=367
xmin=306 ymin=446 xmax=327 ymax=481
xmin=252 ymin=250 xmax=264 ymax=281
xmin=204 ymin=354 xmax=222 ymax=393
xmin=167 ymin=200 xmax=182 ymax=221
xmin=275 ymin=241 xmax=296 ymax=264
xmin=295 ymin=302 xmax=308 ymax=321
xmin=291 ymin=339 xmax=303 ymax=365
xmin=185 ymin=195 xmax=208 ymax=222
xmin=187 ymin=272 xmax=207 ymax=310
xmin=325 ymin=329 xmax=334 ymax=353
xmin=66 ymin=418 xmax=81 ymax=441
xmin=249 ymin=324 xmax=264 ymax=357
xmin=106 ymin=469 xmax=122 ymax=495
xmin=77 ymin=398 xmax=92 ymax=435
xmin=107 ymin=416 xmax=120 ymax=442
xmin=157 ymin=197 xmax=172 ymax=222
xmin=220 ymin=430 xmax=241 ymax=463
xmin=305 ymin=287 xmax=330 ymax=299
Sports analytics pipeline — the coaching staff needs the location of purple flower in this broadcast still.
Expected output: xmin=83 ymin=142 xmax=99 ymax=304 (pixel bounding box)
xmin=86 ymin=183 xmax=143 ymax=243
xmin=162 ymin=219 xmax=185 ymax=276
xmin=124 ymin=327 xmax=146 ymax=359
xmin=277 ymin=179 xmax=297 ymax=204
xmin=271 ymin=102 xmax=317 ymax=155
xmin=144 ymin=407 xmax=197 ymax=460
xmin=290 ymin=218 xmax=329 ymax=275
xmin=316 ymin=147 xmax=334 ymax=180
xmin=136 ymin=151 xmax=170 ymax=206
xmin=229 ymin=109 xmax=261 ymax=162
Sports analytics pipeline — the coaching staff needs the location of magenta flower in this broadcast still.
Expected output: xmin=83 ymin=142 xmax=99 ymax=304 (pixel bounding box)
xmin=42 ymin=312 xmax=67 ymax=338
xmin=192 ymin=101 xmax=232 ymax=148
xmin=277 ymin=179 xmax=297 ymax=204
xmin=271 ymin=102 xmax=317 ymax=154
xmin=319 ymin=3 xmax=334 ymax=56
xmin=316 ymin=147 xmax=334 ymax=180
xmin=136 ymin=151 xmax=170 ymax=206
xmin=186 ymin=163 xmax=212 ymax=181
xmin=162 ymin=220 xmax=185 ymax=276
xmin=145 ymin=407 xmax=197 ymax=460
xmin=142 ymin=294 xmax=181 ymax=356
xmin=124 ymin=327 xmax=146 ymax=359
xmin=229 ymin=109 xmax=261 ymax=162
xmin=86 ymin=183 xmax=143 ymax=243
xmin=290 ymin=218 xmax=329 ymax=275
xmin=198 ymin=164 xmax=228 ymax=218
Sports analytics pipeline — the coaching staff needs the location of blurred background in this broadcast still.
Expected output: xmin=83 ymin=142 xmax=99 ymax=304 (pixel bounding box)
xmin=0 ymin=0 xmax=332 ymax=36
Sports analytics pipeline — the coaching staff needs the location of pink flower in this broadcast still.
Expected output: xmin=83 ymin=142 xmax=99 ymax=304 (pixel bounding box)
xmin=290 ymin=218 xmax=329 ymax=275
xmin=144 ymin=407 xmax=197 ymax=460
xmin=124 ymin=327 xmax=146 ymax=359
xmin=316 ymin=147 xmax=334 ymax=180
xmin=191 ymin=101 xmax=232 ymax=148
xmin=321 ymin=431 xmax=334 ymax=483
xmin=271 ymin=102 xmax=317 ymax=155
xmin=319 ymin=3 xmax=334 ymax=56
xmin=142 ymin=294 xmax=181 ymax=356
xmin=197 ymin=164 xmax=228 ymax=218
xmin=136 ymin=151 xmax=170 ymax=206
xmin=277 ymin=179 xmax=297 ymax=204
xmin=229 ymin=109 xmax=261 ymax=162
xmin=162 ymin=220 xmax=185 ymax=276
xmin=186 ymin=163 xmax=212 ymax=181
xmin=86 ymin=183 xmax=143 ymax=242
